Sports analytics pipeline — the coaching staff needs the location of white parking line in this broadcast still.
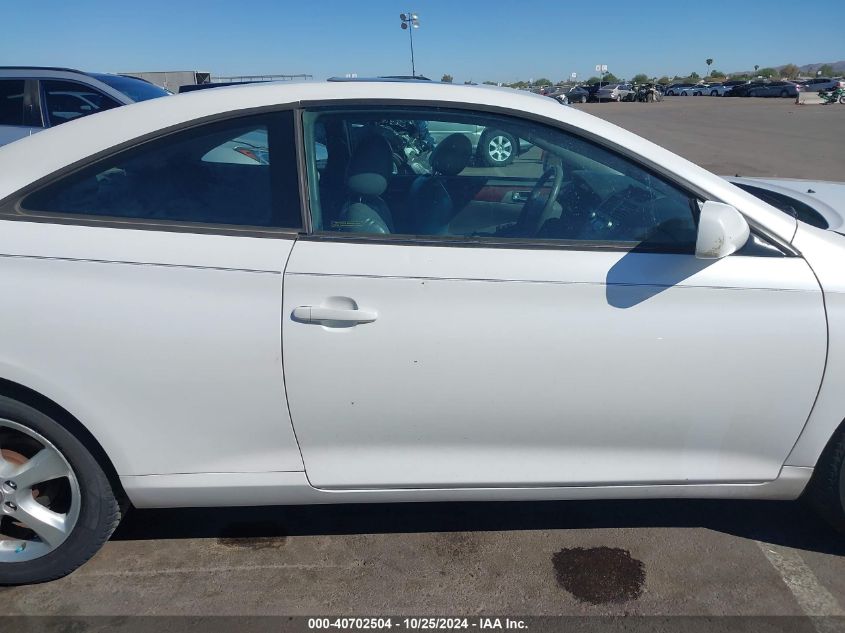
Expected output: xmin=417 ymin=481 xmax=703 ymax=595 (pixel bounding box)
xmin=757 ymin=541 xmax=844 ymax=631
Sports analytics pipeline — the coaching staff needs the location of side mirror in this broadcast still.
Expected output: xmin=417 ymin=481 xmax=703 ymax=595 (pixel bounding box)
xmin=695 ymin=201 xmax=750 ymax=259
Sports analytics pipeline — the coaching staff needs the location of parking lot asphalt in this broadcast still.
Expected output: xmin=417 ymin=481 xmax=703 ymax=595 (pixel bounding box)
xmin=3 ymin=96 xmax=845 ymax=622
xmin=579 ymin=96 xmax=845 ymax=181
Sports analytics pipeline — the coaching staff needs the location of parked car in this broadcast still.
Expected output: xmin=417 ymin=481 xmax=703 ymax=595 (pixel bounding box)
xmin=748 ymin=81 xmax=800 ymax=98
xmin=724 ymin=177 xmax=845 ymax=232
xmin=2 ymin=80 xmax=845 ymax=585
xmin=583 ymin=82 xmax=610 ymax=102
xmin=725 ymin=81 xmax=767 ymax=97
xmin=595 ymin=83 xmax=633 ymax=101
xmin=563 ymin=86 xmax=590 ymax=104
xmin=0 ymin=67 xmax=169 ymax=147
xmin=800 ymin=77 xmax=845 ymax=92
xmin=679 ymin=84 xmax=711 ymax=96
xmin=663 ymin=83 xmax=695 ymax=96
xmin=425 ymin=120 xmax=531 ymax=167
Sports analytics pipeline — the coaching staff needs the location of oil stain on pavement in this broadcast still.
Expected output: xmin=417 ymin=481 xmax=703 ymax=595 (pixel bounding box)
xmin=552 ymin=547 xmax=645 ymax=604
xmin=216 ymin=521 xmax=288 ymax=550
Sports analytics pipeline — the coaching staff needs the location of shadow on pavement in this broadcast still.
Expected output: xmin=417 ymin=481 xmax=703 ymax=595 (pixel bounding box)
xmin=112 ymin=498 xmax=845 ymax=556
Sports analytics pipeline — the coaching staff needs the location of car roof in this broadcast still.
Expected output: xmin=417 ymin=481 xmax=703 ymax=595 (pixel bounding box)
xmin=0 ymin=79 xmax=798 ymax=242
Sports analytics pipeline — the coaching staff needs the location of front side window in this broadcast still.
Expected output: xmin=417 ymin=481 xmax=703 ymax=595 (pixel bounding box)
xmin=41 ymin=80 xmax=121 ymax=126
xmin=304 ymin=107 xmax=698 ymax=250
xmin=23 ymin=111 xmax=302 ymax=229
xmin=0 ymin=80 xmax=26 ymax=126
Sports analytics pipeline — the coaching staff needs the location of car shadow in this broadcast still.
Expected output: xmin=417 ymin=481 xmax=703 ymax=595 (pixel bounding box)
xmin=112 ymin=497 xmax=845 ymax=557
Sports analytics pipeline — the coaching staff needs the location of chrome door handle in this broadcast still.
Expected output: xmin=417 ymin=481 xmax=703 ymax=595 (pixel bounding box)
xmin=292 ymin=306 xmax=378 ymax=324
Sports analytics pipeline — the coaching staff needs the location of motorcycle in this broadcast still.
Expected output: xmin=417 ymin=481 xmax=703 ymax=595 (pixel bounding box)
xmin=819 ymin=87 xmax=845 ymax=105
xmin=368 ymin=119 xmax=435 ymax=175
xmin=635 ymin=83 xmax=663 ymax=102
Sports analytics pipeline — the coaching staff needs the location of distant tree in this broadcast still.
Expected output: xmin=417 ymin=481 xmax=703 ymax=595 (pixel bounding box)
xmin=708 ymin=69 xmax=725 ymax=78
xmin=688 ymin=71 xmax=700 ymax=80
xmin=509 ymin=80 xmax=528 ymax=89
xmin=757 ymin=67 xmax=777 ymax=78
xmin=463 ymin=80 xmax=477 ymax=85
xmin=781 ymin=64 xmax=799 ymax=79
xmin=731 ymin=73 xmax=750 ymax=80
xmin=754 ymin=64 xmax=760 ymax=73
xmin=819 ymin=64 xmax=834 ymax=77
xmin=534 ymin=77 xmax=552 ymax=86
xmin=706 ymin=58 xmax=713 ymax=74
xmin=603 ymin=72 xmax=619 ymax=83
xmin=482 ymin=80 xmax=497 ymax=85
xmin=632 ymin=73 xmax=649 ymax=84
xmin=441 ymin=74 xmax=453 ymax=83
xmin=586 ymin=76 xmax=600 ymax=84
xmin=657 ymin=76 xmax=670 ymax=85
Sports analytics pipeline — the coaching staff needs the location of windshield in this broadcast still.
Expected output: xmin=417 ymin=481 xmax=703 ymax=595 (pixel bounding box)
xmin=90 ymin=74 xmax=170 ymax=102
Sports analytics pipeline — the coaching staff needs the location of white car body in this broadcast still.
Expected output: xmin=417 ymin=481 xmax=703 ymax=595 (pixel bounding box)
xmin=725 ymin=176 xmax=845 ymax=233
xmin=0 ymin=81 xmax=843 ymax=513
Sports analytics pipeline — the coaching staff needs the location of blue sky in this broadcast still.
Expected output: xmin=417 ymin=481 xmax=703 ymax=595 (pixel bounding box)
xmin=2 ymin=0 xmax=843 ymax=83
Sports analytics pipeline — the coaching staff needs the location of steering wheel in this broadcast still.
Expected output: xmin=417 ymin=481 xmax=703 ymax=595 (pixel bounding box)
xmin=517 ymin=163 xmax=565 ymax=236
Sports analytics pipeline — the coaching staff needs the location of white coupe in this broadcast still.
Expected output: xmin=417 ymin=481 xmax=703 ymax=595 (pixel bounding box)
xmin=1 ymin=80 xmax=845 ymax=584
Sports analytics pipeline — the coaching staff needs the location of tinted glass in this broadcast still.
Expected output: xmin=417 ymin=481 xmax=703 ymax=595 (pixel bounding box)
xmin=24 ymin=112 xmax=303 ymax=229
xmin=41 ymin=80 xmax=120 ymax=126
xmin=0 ymin=80 xmax=26 ymax=126
xmin=305 ymin=108 xmax=698 ymax=250
xmin=734 ymin=183 xmax=829 ymax=229
xmin=90 ymin=74 xmax=170 ymax=102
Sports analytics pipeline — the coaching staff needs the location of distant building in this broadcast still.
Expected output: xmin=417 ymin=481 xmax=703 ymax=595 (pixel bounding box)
xmin=121 ymin=71 xmax=211 ymax=92
xmin=121 ymin=70 xmax=312 ymax=92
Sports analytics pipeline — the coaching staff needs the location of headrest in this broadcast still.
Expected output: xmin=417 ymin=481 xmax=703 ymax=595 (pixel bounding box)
xmin=347 ymin=135 xmax=393 ymax=196
xmin=430 ymin=133 xmax=473 ymax=176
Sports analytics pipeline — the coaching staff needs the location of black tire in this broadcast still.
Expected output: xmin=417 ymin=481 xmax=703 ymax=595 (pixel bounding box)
xmin=840 ymin=96 xmax=845 ymax=105
xmin=806 ymin=423 xmax=845 ymax=531
xmin=0 ymin=397 xmax=123 ymax=585
xmin=806 ymin=424 xmax=845 ymax=531
xmin=666 ymin=90 xmax=675 ymax=96
xmin=580 ymin=95 xmax=587 ymax=104
xmin=780 ymin=89 xmax=788 ymax=98
xmin=710 ymin=90 xmax=719 ymax=96
xmin=479 ymin=129 xmax=517 ymax=167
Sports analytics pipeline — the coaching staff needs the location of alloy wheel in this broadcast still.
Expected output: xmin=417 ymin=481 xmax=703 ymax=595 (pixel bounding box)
xmin=0 ymin=420 xmax=81 ymax=563
xmin=487 ymin=135 xmax=513 ymax=163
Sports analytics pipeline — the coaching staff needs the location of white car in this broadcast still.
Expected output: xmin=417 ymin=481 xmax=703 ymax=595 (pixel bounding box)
xmin=594 ymin=83 xmax=633 ymax=101
xmin=1 ymin=80 xmax=845 ymax=585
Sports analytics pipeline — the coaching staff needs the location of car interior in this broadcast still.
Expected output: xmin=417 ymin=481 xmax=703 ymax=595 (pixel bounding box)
xmin=305 ymin=109 xmax=700 ymax=249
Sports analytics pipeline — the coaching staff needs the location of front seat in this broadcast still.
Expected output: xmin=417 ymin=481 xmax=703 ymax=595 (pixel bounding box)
xmin=334 ymin=135 xmax=395 ymax=234
xmin=408 ymin=133 xmax=472 ymax=235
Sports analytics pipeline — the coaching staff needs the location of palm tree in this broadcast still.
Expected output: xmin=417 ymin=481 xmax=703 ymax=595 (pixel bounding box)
xmin=754 ymin=64 xmax=759 ymax=74
xmin=706 ymin=58 xmax=713 ymax=76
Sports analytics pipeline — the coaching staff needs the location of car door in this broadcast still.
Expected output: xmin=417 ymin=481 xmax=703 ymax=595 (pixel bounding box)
xmin=0 ymin=109 xmax=306 ymax=478
xmin=282 ymin=104 xmax=826 ymax=490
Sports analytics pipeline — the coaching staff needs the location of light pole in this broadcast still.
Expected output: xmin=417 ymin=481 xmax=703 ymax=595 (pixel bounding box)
xmin=399 ymin=12 xmax=420 ymax=77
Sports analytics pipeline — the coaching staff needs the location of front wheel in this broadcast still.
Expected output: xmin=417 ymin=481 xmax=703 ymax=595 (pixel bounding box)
xmin=839 ymin=96 xmax=845 ymax=105
xmin=580 ymin=95 xmax=587 ymax=104
xmin=710 ymin=90 xmax=719 ymax=96
xmin=806 ymin=424 xmax=845 ymax=531
xmin=0 ymin=397 xmax=123 ymax=585
xmin=780 ymin=89 xmax=789 ymax=98
xmin=479 ymin=130 xmax=517 ymax=167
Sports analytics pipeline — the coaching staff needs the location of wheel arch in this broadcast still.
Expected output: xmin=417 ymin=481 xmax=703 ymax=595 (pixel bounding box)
xmin=0 ymin=376 xmax=126 ymax=502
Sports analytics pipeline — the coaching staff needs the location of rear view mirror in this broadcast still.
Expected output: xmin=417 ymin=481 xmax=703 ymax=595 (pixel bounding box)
xmin=695 ymin=201 xmax=750 ymax=259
